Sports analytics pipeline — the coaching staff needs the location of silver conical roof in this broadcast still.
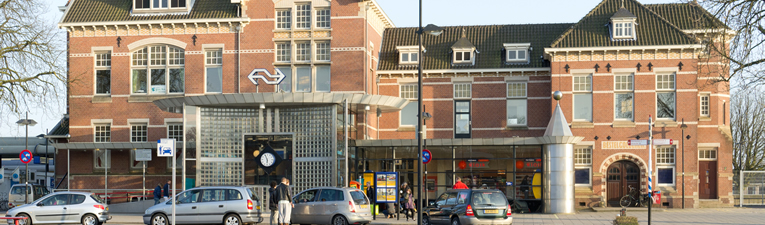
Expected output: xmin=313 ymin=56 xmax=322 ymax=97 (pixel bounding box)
xmin=544 ymin=103 xmax=573 ymax=137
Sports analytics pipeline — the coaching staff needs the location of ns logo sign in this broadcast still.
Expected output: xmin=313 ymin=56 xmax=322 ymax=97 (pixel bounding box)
xmin=248 ymin=68 xmax=286 ymax=85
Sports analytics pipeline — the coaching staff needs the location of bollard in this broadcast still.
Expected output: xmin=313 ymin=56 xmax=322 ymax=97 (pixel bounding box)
xmin=620 ymin=208 xmax=626 ymax=217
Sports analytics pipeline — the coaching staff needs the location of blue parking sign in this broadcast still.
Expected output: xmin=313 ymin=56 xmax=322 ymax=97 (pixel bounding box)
xmin=157 ymin=138 xmax=175 ymax=157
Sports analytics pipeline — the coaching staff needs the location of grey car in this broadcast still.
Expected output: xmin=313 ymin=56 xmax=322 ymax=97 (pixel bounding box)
xmin=5 ymin=191 xmax=111 ymax=225
xmin=142 ymin=186 xmax=262 ymax=225
xmin=291 ymin=187 xmax=372 ymax=225
xmin=423 ymin=189 xmax=512 ymax=225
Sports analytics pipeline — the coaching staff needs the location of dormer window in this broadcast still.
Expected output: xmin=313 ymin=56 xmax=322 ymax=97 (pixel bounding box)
xmin=451 ymin=34 xmax=476 ymax=65
xmin=453 ymin=50 xmax=473 ymax=64
xmin=397 ymin=46 xmax=419 ymax=64
xmin=134 ymin=0 xmax=189 ymax=12
xmin=610 ymin=7 xmax=637 ymax=40
xmin=503 ymin=43 xmax=530 ymax=63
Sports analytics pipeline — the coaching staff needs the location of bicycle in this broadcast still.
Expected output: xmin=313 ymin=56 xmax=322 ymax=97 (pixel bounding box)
xmin=619 ymin=185 xmax=650 ymax=207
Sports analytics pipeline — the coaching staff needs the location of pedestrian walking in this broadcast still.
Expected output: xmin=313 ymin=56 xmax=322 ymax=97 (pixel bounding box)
xmin=452 ymin=177 xmax=468 ymax=189
xmin=404 ymin=188 xmax=416 ymax=221
xmin=162 ymin=179 xmax=171 ymax=201
xmin=153 ymin=183 xmax=162 ymax=205
xmin=268 ymin=181 xmax=279 ymax=225
xmin=275 ymin=177 xmax=293 ymax=225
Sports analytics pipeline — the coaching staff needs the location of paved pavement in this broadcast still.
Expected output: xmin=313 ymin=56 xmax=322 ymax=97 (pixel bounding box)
xmin=11 ymin=207 xmax=765 ymax=224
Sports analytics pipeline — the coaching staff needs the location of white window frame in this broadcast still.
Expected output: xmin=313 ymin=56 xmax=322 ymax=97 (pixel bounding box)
xmin=315 ymin=7 xmax=330 ymax=28
xmin=700 ymin=93 xmax=710 ymax=117
xmin=399 ymin=84 xmax=418 ymax=127
xmin=276 ymin=8 xmax=292 ymax=29
xmin=612 ymin=20 xmax=636 ymax=39
xmin=130 ymin=45 xmax=185 ymax=95
xmin=397 ymin=46 xmax=419 ymax=64
xmin=698 ymin=148 xmax=718 ymax=161
xmin=296 ymin=42 xmax=311 ymax=62
xmin=315 ymin=42 xmax=330 ymax=62
xmin=204 ymin=48 xmax=223 ymax=93
xmin=656 ymin=146 xmax=676 ymax=186
xmin=131 ymin=123 xmax=148 ymax=142
xmin=295 ymin=3 xmax=311 ymax=29
xmin=503 ymin=43 xmax=531 ymax=63
xmin=453 ymin=49 xmax=473 ymax=64
xmin=573 ymin=74 xmax=593 ymax=122
xmin=167 ymin=123 xmax=183 ymax=142
xmin=94 ymin=150 xmax=111 ymax=169
xmin=276 ymin=42 xmax=291 ymax=63
xmin=614 ymin=73 xmax=634 ymax=121
xmin=133 ymin=0 xmax=188 ymax=11
xmin=94 ymin=123 xmax=111 ymax=142
xmin=95 ymin=51 xmax=111 ymax=95
xmin=453 ymin=83 xmax=471 ymax=99
xmin=656 ymin=73 xmax=676 ymax=120
xmin=574 ymin=146 xmax=593 ymax=186
xmin=506 ymin=82 xmax=527 ymax=126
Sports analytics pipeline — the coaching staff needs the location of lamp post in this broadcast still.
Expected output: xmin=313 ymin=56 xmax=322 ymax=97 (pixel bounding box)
xmin=680 ymin=119 xmax=687 ymax=209
xmin=417 ymin=1 xmax=443 ymax=224
xmin=16 ymin=112 xmax=37 ymax=203
xmin=37 ymin=133 xmax=50 ymax=189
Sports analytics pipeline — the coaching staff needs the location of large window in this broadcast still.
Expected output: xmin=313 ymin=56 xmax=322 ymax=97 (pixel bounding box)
xmin=400 ymin=84 xmax=418 ymax=126
xmin=574 ymin=147 xmax=592 ymax=186
xmin=656 ymin=147 xmax=675 ymax=185
xmin=94 ymin=124 xmax=111 ymax=142
xmin=168 ymin=123 xmax=183 ymax=141
xmin=316 ymin=8 xmax=330 ymax=28
xmin=573 ymin=75 xmax=592 ymax=121
xmin=276 ymin=9 xmax=291 ymax=29
xmin=315 ymin=42 xmax=330 ymax=62
xmin=295 ymin=66 xmax=311 ymax=92
xmin=656 ymin=73 xmax=676 ymax=120
xmin=316 ymin=66 xmax=331 ymax=92
xmin=205 ymin=49 xmax=223 ymax=93
xmin=131 ymin=123 xmax=148 ymax=142
xmin=507 ymin=82 xmax=527 ymax=126
xmin=278 ymin=66 xmax=292 ymax=92
xmin=455 ymin=101 xmax=471 ymax=138
xmin=95 ymin=51 xmax=111 ymax=94
xmin=700 ymin=94 xmax=710 ymax=117
xmin=296 ymin=42 xmax=311 ymax=62
xmin=276 ymin=43 xmax=291 ymax=62
xmin=131 ymin=45 xmax=184 ymax=94
xmin=94 ymin=150 xmax=111 ymax=169
xmin=614 ymin=73 xmax=633 ymax=120
xmin=295 ymin=3 xmax=311 ymax=29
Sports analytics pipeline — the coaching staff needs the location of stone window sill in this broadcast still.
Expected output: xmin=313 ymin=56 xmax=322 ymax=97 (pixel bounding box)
xmin=571 ymin=121 xmax=594 ymax=129
xmin=699 ymin=117 xmax=711 ymax=122
xmin=128 ymin=94 xmax=183 ymax=103
xmin=612 ymin=121 xmax=636 ymax=128
xmin=92 ymin=96 xmax=112 ymax=103
xmin=654 ymin=120 xmax=678 ymax=127
xmin=505 ymin=126 xmax=529 ymax=130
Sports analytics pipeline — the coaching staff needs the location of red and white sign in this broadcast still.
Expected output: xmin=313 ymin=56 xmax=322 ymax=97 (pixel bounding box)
xmin=627 ymin=140 xmax=648 ymax=146
xmin=652 ymin=139 xmax=673 ymax=145
xmin=19 ymin=149 xmax=32 ymax=164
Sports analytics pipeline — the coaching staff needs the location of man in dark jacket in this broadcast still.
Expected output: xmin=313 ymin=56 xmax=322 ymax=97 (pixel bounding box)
xmin=268 ymin=181 xmax=279 ymax=225
xmin=153 ymin=183 xmax=162 ymax=205
xmin=274 ymin=177 xmax=293 ymax=225
xmin=163 ymin=179 xmax=171 ymax=201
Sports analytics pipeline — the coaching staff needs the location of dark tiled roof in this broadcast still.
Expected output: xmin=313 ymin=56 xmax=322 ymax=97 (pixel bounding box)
xmin=611 ymin=7 xmax=637 ymax=18
xmin=550 ymin=0 xmax=697 ymax=48
xmin=644 ymin=2 xmax=728 ymax=30
xmin=48 ymin=116 xmax=69 ymax=136
xmin=452 ymin=37 xmax=476 ymax=49
xmin=378 ymin=23 xmax=573 ymax=70
xmin=62 ymin=0 xmax=239 ymax=24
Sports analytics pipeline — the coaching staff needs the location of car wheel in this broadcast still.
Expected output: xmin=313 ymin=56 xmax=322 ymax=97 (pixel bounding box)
xmin=451 ymin=217 xmax=461 ymax=225
xmin=17 ymin=213 xmax=31 ymax=225
xmin=151 ymin=214 xmax=168 ymax=225
xmin=332 ymin=215 xmax=348 ymax=225
xmin=224 ymin=214 xmax=242 ymax=225
xmin=422 ymin=215 xmax=431 ymax=225
xmin=81 ymin=214 xmax=98 ymax=225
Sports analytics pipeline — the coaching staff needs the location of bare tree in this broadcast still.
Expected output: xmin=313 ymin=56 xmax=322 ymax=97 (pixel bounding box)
xmin=696 ymin=0 xmax=765 ymax=86
xmin=731 ymin=86 xmax=765 ymax=172
xmin=0 ymin=0 xmax=65 ymax=115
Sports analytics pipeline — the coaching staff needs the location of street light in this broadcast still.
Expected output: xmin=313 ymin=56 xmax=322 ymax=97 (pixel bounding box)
xmin=417 ymin=1 xmax=443 ymax=224
xmin=680 ymin=119 xmax=687 ymax=209
xmin=16 ymin=112 xmax=37 ymax=203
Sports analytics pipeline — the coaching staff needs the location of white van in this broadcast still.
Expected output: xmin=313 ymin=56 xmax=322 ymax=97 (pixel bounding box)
xmin=8 ymin=184 xmax=50 ymax=208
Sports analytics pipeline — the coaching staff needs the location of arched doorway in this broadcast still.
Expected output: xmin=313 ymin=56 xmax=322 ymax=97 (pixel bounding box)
xmin=607 ymin=160 xmax=640 ymax=207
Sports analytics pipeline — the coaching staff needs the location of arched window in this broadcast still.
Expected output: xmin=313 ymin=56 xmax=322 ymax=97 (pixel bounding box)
xmin=131 ymin=45 xmax=184 ymax=94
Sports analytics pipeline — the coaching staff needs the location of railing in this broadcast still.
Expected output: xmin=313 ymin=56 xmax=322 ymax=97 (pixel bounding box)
xmin=53 ymin=189 xmax=182 ymax=204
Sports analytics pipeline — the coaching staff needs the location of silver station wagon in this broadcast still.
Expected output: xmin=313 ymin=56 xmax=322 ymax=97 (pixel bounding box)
xmin=143 ymin=186 xmax=262 ymax=225
xmin=291 ymin=187 xmax=372 ymax=225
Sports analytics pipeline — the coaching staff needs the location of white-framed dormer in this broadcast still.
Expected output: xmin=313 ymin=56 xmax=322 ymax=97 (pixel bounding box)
xmin=452 ymin=48 xmax=474 ymax=65
xmin=397 ymin=46 xmax=419 ymax=65
xmin=132 ymin=0 xmax=191 ymax=14
xmin=610 ymin=7 xmax=637 ymax=40
xmin=503 ymin=43 xmax=530 ymax=64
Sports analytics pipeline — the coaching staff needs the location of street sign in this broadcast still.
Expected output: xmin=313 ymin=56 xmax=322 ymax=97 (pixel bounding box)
xmin=19 ymin=149 xmax=32 ymax=164
xmin=422 ymin=149 xmax=432 ymax=164
xmin=157 ymin=138 xmax=175 ymax=157
xmin=135 ymin=149 xmax=152 ymax=161
xmin=652 ymin=139 xmax=673 ymax=145
xmin=627 ymin=140 xmax=648 ymax=146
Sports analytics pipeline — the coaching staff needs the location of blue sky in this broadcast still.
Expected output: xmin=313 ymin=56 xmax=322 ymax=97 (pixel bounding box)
xmin=3 ymin=0 xmax=684 ymax=137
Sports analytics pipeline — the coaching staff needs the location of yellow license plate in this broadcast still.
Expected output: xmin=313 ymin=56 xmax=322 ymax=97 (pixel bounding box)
xmin=361 ymin=205 xmax=368 ymax=209
xmin=105 ymin=207 xmax=109 ymax=211
xmin=484 ymin=210 xmax=498 ymax=214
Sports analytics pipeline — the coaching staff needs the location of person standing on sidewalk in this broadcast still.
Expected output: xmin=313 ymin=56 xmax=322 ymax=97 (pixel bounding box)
xmin=275 ymin=177 xmax=293 ymax=225
xmin=153 ymin=183 xmax=162 ymax=205
xmin=268 ymin=181 xmax=279 ymax=225
xmin=162 ymin=179 xmax=171 ymax=201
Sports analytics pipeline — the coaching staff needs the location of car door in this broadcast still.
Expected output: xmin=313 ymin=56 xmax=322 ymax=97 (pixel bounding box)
xmin=173 ymin=189 xmax=201 ymax=224
xmin=428 ymin=192 xmax=450 ymax=224
xmin=316 ymin=189 xmax=344 ymax=223
xmin=197 ymin=189 xmax=227 ymax=224
xmin=291 ymin=189 xmax=318 ymax=224
xmin=34 ymin=194 xmax=68 ymax=223
xmin=442 ymin=192 xmax=459 ymax=222
xmin=64 ymin=194 xmax=88 ymax=223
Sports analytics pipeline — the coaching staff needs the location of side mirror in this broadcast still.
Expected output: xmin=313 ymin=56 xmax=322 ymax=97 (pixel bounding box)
xmin=36 ymin=202 xmax=43 ymax=207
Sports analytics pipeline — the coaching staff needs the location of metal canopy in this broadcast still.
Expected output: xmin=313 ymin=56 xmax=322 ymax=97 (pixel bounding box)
xmin=152 ymin=93 xmax=410 ymax=113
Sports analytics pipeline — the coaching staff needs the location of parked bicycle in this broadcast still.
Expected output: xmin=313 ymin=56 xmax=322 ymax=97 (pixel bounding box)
xmin=619 ymin=185 xmax=650 ymax=207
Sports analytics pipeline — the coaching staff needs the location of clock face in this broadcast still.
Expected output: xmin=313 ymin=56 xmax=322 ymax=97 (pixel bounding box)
xmin=260 ymin=153 xmax=275 ymax=167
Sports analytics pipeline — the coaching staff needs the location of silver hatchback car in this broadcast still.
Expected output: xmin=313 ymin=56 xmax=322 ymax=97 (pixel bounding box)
xmin=143 ymin=186 xmax=262 ymax=225
xmin=5 ymin=191 xmax=111 ymax=225
xmin=291 ymin=187 xmax=372 ymax=225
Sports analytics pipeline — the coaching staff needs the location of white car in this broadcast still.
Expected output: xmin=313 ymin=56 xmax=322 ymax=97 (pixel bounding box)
xmin=6 ymin=191 xmax=111 ymax=225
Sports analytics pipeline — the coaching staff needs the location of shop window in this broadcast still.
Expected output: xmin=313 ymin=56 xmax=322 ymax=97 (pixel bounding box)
xmin=316 ymin=66 xmax=331 ymax=92
xmin=574 ymin=147 xmax=592 ymax=186
xmin=507 ymin=82 xmax=527 ymax=126
xmin=400 ymin=84 xmax=418 ymax=127
xmin=295 ymin=3 xmax=311 ymax=29
xmin=276 ymin=9 xmax=291 ymax=29
xmin=94 ymin=150 xmax=111 ymax=169
xmin=454 ymin=83 xmax=471 ymax=99
xmin=132 ymin=45 xmax=184 ymax=94
xmin=278 ymin=66 xmax=292 ymax=92
xmin=316 ymin=8 xmax=330 ymax=28
xmin=205 ymin=48 xmax=222 ymax=93
xmin=295 ymin=66 xmax=311 ymax=92
xmin=94 ymin=124 xmax=111 ymax=142
xmin=131 ymin=123 xmax=148 ymax=142
xmin=614 ymin=73 xmax=633 ymax=120
xmin=700 ymin=94 xmax=710 ymax=117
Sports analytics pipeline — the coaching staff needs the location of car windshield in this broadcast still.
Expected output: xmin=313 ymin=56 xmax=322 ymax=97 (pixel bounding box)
xmin=471 ymin=192 xmax=507 ymax=206
xmin=349 ymin=191 xmax=368 ymax=205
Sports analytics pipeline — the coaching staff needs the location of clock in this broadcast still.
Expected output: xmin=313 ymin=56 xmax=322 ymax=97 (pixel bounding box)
xmin=260 ymin=152 xmax=276 ymax=167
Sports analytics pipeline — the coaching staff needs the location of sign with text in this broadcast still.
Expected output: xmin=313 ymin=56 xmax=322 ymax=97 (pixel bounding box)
xmin=157 ymin=138 xmax=175 ymax=157
xmin=627 ymin=140 xmax=648 ymax=146
xmin=135 ymin=149 xmax=152 ymax=161
xmin=652 ymin=139 xmax=673 ymax=145
xmin=602 ymin=141 xmax=646 ymax=149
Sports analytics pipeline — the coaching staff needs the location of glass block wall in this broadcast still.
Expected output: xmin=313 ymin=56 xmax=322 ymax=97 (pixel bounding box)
xmin=279 ymin=106 xmax=336 ymax=192
xmin=199 ymin=108 xmax=259 ymax=186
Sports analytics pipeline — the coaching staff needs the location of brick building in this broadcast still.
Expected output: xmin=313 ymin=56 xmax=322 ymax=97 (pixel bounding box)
xmin=51 ymin=0 xmax=732 ymax=210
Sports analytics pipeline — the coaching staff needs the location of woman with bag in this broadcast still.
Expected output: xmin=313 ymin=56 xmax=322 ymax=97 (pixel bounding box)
xmin=404 ymin=187 xmax=416 ymax=221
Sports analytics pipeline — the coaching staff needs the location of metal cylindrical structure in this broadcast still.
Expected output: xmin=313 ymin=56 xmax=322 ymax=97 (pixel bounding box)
xmin=543 ymin=143 xmax=575 ymax=213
